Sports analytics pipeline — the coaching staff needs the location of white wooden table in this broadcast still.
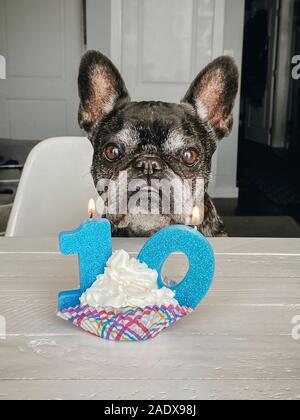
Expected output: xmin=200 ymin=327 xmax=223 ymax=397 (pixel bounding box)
xmin=0 ymin=238 xmax=299 ymax=400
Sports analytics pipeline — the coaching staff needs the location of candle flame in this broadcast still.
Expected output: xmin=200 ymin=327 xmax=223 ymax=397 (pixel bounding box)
xmin=191 ymin=205 xmax=201 ymax=226
xmin=88 ymin=198 xmax=96 ymax=218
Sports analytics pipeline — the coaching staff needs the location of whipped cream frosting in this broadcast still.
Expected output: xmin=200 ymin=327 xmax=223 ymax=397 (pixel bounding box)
xmin=80 ymin=250 xmax=178 ymax=309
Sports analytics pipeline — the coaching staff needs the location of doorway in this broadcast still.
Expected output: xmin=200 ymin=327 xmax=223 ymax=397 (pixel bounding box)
xmin=288 ymin=0 xmax=300 ymax=191
xmin=240 ymin=0 xmax=279 ymax=147
xmin=238 ymin=0 xmax=300 ymax=232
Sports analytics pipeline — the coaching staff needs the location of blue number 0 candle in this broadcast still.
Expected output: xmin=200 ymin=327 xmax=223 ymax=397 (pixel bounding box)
xmin=138 ymin=225 xmax=215 ymax=309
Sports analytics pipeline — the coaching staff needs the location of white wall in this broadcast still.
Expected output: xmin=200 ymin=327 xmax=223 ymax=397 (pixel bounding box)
xmin=0 ymin=0 xmax=83 ymax=141
xmin=215 ymin=0 xmax=245 ymax=197
xmin=85 ymin=0 xmax=111 ymax=56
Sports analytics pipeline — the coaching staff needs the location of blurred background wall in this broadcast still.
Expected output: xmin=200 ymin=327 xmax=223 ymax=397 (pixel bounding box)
xmin=0 ymin=0 xmax=245 ymax=199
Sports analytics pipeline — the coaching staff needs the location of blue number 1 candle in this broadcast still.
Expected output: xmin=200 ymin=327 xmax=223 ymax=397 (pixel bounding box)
xmin=58 ymin=199 xmax=112 ymax=311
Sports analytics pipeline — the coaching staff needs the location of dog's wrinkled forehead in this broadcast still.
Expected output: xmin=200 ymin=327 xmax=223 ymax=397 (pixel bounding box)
xmin=114 ymin=125 xmax=187 ymax=153
xmin=107 ymin=101 xmax=207 ymax=152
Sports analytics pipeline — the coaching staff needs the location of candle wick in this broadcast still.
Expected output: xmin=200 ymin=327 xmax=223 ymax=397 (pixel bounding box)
xmin=88 ymin=199 xmax=96 ymax=220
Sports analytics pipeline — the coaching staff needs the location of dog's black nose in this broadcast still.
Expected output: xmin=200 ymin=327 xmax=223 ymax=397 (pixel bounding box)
xmin=134 ymin=156 xmax=163 ymax=175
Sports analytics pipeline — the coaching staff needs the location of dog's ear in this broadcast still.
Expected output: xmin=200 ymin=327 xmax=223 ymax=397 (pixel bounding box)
xmin=182 ymin=56 xmax=239 ymax=139
xmin=78 ymin=50 xmax=130 ymax=134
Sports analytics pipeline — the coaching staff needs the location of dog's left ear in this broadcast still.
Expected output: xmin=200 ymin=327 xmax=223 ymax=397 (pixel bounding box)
xmin=182 ymin=56 xmax=239 ymax=139
xmin=78 ymin=50 xmax=130 ymax=134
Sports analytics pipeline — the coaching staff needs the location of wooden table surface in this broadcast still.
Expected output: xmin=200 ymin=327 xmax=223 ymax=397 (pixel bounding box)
xmin=0 ymin=237 xmax=299 ymax=400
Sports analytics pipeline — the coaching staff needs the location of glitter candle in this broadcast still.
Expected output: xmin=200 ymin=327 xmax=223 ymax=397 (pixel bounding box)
xmin=58 ymin=200 xmax=112 ymax=311
xmin=138 ymin=225 xmax=215 ymax=309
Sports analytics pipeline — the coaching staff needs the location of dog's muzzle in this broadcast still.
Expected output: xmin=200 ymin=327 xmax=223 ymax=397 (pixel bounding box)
xmin=134 ymin=155 xmax=164 ymax=176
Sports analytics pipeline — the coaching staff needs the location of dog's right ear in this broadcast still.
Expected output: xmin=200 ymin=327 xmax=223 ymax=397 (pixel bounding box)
xmin=78 ymin=50 xmax=130 ymax=135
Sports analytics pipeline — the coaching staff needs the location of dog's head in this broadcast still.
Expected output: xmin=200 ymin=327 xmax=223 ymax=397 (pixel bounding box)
xmin=78 ymin=51 xmax=238 ymax=236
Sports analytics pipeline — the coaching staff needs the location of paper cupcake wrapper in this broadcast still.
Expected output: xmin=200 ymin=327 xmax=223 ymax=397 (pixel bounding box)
xmin=57 ymin=304 xmax=193 ymax=341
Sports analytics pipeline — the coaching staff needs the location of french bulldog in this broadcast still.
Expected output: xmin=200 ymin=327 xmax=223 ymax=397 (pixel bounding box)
xmin=78 ymin=50 xmax=239 ymax=237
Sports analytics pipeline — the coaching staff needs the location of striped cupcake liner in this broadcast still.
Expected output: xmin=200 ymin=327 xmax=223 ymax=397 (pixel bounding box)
xmin=57 ymin=304 xmax=193 ymax=341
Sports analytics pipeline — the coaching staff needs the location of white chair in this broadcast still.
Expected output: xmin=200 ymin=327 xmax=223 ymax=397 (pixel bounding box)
xmin=6 ymin=137 xmax=98 ymax=237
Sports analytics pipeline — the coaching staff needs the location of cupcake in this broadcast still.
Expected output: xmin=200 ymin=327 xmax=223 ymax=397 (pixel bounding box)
xmin=58 ymin=250 xmax=192 ymax=341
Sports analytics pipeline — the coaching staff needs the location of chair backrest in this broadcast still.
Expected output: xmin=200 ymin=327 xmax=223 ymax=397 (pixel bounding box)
xmin=6 ymin=137 xmax=98 ymax=237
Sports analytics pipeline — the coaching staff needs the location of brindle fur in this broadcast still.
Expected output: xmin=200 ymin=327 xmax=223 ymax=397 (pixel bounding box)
xmin=78 ymin=51 xmax=239 ymax=237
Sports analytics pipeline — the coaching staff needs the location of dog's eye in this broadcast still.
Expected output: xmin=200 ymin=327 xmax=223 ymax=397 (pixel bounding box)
xmin=104 ymin=144 xmax=122 ymax=162
xmin=182 ymin=148 xmax=199 ymax=166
